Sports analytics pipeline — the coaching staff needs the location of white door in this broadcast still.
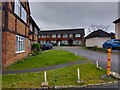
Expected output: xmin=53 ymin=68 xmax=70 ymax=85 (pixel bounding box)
xmin=58 ymin=41 xmax=60 ymax=46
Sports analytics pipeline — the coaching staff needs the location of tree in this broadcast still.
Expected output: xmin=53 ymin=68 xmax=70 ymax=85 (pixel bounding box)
xmin=88 ymin=24 xmax=109 ymax=33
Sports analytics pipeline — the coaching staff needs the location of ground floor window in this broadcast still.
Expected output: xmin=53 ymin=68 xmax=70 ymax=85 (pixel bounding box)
xmin=62 ymin=41 xmax=68 ymax=45
xmin=16 ymin=35 xmax=25 ymax=53
xmin=41 ymin=41 xmax=46 ymax=44
xmin=51 ymin=41 xmax=56 ymax=44
xmin=73 ymin=40 xmax=81 ymax=45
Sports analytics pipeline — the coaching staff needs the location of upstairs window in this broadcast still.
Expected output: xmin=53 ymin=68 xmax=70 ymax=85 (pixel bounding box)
xmin=21 ymin=6 xmax=27 ymax=23
xmin=14 ymin=0 xmax=20 ymax=17
xmin=58 ymin=34 xmax=61 ymax=38
xmin=14 ymin=0 xmax=27 ymax=23
xmin=63 ymin=34 xmax=68 ymax=38
xmin=42 ymin=35 xmax=46 ymax=38
xmin=52 ymin=34 xmax=56 ymax=38
xmin=30 ymin=23 xmax=32 ymax=31
xmin=75 ymin=34 xmax=81 ymax=37
xmin=34 ymin=28 xmax=38 ymax=35
xmin=47 ymin=35 xmax=50 ymax=38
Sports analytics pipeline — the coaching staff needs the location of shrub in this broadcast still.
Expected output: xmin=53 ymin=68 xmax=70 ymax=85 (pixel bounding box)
xmin=31 ymin=43 xmax=40 ymax=52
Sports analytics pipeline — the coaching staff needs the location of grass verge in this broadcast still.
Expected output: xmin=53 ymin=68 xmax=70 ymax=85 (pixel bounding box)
xmin=6 ymin=50 xmax=86 ymax=71
xmin=3 ymin=62 xmax=116 ymax=88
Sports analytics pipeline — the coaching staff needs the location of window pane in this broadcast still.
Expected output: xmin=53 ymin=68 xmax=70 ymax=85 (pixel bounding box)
xmin=52 ymin=34 xmax=56 ymax=38
xmin=75 ymin=34 xmax=81 ymax=37
xmin=63 ymin=34 xmax=68 ymax=38
xmin=21 ymin=6 xmax=27 ymax=23
xmin=14 ymin=0 xmax=20 ymax=17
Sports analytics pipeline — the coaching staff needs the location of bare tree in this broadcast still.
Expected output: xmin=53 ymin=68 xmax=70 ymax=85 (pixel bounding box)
xmin=88 ymin=24 xmax=109 ymax=33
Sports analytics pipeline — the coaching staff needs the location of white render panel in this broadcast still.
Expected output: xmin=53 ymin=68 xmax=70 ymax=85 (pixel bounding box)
xmin=86 ymin=37 xmax=110 ymax=48
xmin=115 ymin=22 xmax=120 ymax=39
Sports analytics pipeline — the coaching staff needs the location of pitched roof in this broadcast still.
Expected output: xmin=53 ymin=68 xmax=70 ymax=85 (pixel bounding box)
xmin=85 ymin=29 xmax=111 ymax=39
xmin=113 ymin=18 xmax=120 ymax=24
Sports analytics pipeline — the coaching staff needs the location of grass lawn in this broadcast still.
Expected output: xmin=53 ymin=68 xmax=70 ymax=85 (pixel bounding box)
xmin=7 ymin=50 xmax=86 ymax=70
xmin=2 ymin=62 xmax=116 ymax=88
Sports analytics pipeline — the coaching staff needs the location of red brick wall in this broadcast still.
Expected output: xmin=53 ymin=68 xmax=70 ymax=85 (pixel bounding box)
xmin=2 ymin=32 xmax=30 ymax=68
xmin=39 ymin=33 xmax=84 ymax=46
xmin=2 ymin=2 xmax=31 ymax=68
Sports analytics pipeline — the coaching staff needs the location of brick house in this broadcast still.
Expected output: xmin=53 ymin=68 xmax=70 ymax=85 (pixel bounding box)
xmin=29 ymin=16 xmax=40 ymax=45
xmin=113 ymin=18 xmax=120 ymax=39
xmin=2 ymin=0 xmax=40 ymax=68
xmin=39 ymin=28 xmax=85 ymax=46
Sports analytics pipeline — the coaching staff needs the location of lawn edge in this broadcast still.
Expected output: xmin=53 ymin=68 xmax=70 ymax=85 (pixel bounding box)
xmin=39 ymin=81 xmax=118 ymax=89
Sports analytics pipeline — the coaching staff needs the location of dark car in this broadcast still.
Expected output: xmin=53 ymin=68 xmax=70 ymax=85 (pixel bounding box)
xmin=41 ymin=43 xmax=53 ymax=50
xmin=102 ymin=39 xmax=120 ymax=50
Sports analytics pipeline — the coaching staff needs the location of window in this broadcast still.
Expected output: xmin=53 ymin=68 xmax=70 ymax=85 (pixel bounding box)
xmin=73 ymin=41 xmax=81 ymax=45
xmin=75 ymin=34 xmax=81 ymax=37
xmin=47 ymin=35 xmax=50 ymax=38
xmin=14 ymin=0 xmax=27 ymax=23
xmin=14 ymin=0 xmax=20 ymax=17
xmin=62 ymin=41 xmax=68 ymax=44
xmin=41 ymin=41 xmax=46 ymax=44
xmin=42 ymin=35 xmax=46 ymax=38
xmin=58 ymin=34 xmax=61 ymax=38
xmin=21 ymin=6 xmax=27 ymax=23
xmin=63 ymin=34 xmax=68 ymax=38
xmin=30 ymin=23 xmax=32 ymax=31
xmin=34 ymin=28 xmax=38 ymax=35
xmin=51 ymin=41 xmax=56 ymax=44
xmin=69 ymin=34 xmax=73 ymax=38
xmin=52 ymin=34 xmax=56 ymax=38
xmin=16 ymin=35 xmax=25 ymax=53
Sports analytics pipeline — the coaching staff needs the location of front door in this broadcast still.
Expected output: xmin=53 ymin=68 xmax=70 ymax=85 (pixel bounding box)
xmin=68 ymin=39 xmax=73 ymax=46
xmin=58 ymin=41 xmax=61 ymax=46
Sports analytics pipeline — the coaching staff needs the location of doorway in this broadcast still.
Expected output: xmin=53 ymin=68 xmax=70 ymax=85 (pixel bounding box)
xmin=68 ymin=39 xmax=73 ymax=46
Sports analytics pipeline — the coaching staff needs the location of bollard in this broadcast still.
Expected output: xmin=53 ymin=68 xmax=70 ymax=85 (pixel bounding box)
xmin=77 ymin=68 xmax=83 ymax=83
xmin=44 ymin=71 xmax=47 ymax=82
xmin=96 ymin=61 xmax=99 ymax=68
xmin=107 ymin=48 xmax=112 ymax=76
xmin=78 ymin=68 xmax=80 ymax=80
xmin=75 ymin=52 xmax=77 ymax=56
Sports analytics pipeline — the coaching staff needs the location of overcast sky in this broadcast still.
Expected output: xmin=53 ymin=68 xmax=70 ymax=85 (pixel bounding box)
xmin=29 ymin=2 xmax=118 ymax=35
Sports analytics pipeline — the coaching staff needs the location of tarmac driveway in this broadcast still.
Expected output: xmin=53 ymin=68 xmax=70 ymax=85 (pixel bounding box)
xmin=54 ymin=46 xmax=119 ymax=73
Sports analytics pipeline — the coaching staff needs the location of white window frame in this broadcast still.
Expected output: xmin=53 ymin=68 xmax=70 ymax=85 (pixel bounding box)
xmin=69 ymin=34 xmax=73 ymax=38
xmin=51 ymin=41 xmax=56 ymax=44
xmin=21 ymin=6 xmax=27 ymax=23
xmin=34 ymin=27 xmax=38 ymax=35
xmin=75 ymin=34 xmax=81 ymax=37
xmin=14 ymin=0 xmax=21 ymax=17
xmin=14 ymin=0 xmax=27 ymax=23
xmin=63 ymin=34 xmax=68 ymax=38
xmin=73 ymin=40 xmax=81 ymax=45
xmin=58 ymin=34 xmax=61 ymax=38
xmin=47 ymin=35 xmax=50 ymax=38
xmin=62 ymin=41 xmax=68 ymax=44
xmin=30 ymin=23 xmax=32 ymax=31
xmin=42 ymin=35 xmax=46 ymax=38
xmin=16 ymin=35 xmax=25 ymax=53
xmin=52 ymin=34 xmax=56 ymax=38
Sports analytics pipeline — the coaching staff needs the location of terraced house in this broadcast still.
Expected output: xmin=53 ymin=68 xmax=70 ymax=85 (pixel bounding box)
xmin=39 ymin=28 xmax=85 ymax=46
xmin=2 ymin=0 xmax=40 ymax=68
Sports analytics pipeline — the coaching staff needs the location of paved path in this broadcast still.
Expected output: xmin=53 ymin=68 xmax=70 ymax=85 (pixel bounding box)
xmin=54 ymin=46 xmax=119 ymax=73
xmin=3 ymin=60 xmax=85 ymax=74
